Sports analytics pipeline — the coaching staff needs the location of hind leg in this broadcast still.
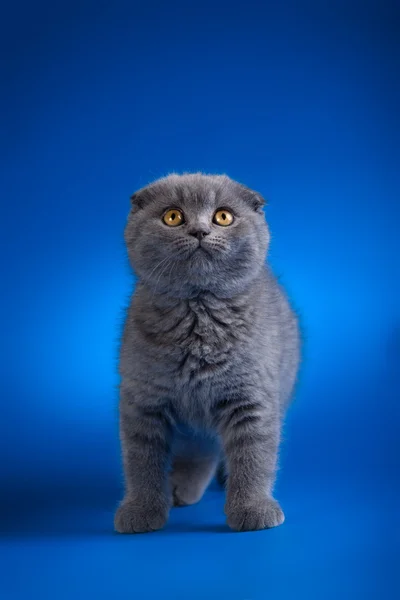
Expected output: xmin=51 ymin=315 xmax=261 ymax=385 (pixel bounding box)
xmin=216 ymin=458 xmax=227 ymax=488
xmin=171 ymin=434 xmax=220 ymax=507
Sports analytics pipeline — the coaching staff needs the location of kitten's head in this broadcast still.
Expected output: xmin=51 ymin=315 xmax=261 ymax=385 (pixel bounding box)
xmin=125 ymin=173 xmax=270 ymax=298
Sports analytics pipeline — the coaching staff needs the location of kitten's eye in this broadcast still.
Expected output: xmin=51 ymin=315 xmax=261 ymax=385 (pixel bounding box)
xmin=214 ymin=209 xmax=234 ymax=226
xmin=163 ymin=209 xmax=184 ymax=227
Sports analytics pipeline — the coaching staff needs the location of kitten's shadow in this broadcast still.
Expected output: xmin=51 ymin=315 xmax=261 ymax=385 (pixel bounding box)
xmin=164 ymin=522 xmax=232 ymax=535
xmin=1 ymin=521 xmax=232 ymax=538
xmin=0 ymin=487 xmax=230 ymax=538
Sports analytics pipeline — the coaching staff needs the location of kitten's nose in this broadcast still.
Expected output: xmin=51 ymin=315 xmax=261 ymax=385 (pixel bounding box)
xmin=188 ymin=228 xmax=210 ymax=241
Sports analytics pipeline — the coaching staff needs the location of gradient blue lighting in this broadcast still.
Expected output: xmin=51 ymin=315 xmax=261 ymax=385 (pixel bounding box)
xmin=0 ymin=1 xmax=398 ymax=599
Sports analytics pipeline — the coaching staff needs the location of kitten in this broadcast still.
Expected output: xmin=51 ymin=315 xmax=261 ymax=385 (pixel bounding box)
xmin=115 ymin=173 xmax=300 ymax=533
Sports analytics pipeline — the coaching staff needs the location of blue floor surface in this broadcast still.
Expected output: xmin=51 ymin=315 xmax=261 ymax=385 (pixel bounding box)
xmin=1 ymin=478 xmax=396 ymax=600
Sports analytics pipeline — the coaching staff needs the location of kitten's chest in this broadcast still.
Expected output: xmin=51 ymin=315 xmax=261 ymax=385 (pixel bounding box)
xmin=147 ymin=295 xmax=250 ymax=378
xmin=181 ymin=296 xmax=243 ymax=346
xmin=130 ymin=292 xmax=256 ymax=424
xmin=174 ymin=296 xmax=252 ymax=388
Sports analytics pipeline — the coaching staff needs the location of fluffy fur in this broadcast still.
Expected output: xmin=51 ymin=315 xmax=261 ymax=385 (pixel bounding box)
xmin=115 ymin=173 xmax=300 ymax=533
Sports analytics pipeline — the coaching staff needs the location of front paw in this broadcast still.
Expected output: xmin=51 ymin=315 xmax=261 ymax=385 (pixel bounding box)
xmin=114 ymin=499 xmax=169 ymax=534
xmin=226 ymin=497 xmax=285 ymax=532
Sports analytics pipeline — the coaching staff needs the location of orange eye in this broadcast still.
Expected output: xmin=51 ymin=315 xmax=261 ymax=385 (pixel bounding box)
xmin=214 ymin=209 xmax=234 ymax=226
xmin=163 ymin=209 xmax=184 ymax=227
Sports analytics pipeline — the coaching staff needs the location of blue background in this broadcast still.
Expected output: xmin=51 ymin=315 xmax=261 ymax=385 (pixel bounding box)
xmin=1 ymin=1 xmax=399 ymax=598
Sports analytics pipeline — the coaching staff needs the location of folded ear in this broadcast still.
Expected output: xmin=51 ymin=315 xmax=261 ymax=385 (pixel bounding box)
xmin=130 ymin=191 xmax=144 ymax=209
xmin=238 ymin=184 xmax=266 ymax=212
xmin=250 ymin=191 xmax=266 ymax=212
xmin=130 ymin=183 xmax=159 ymax=209
xmin=131 ymin=185 xmax=156 ymax=210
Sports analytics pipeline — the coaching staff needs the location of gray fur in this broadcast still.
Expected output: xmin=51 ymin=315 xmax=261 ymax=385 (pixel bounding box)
xmin=114 ymin=173 xmax=300 ymax=533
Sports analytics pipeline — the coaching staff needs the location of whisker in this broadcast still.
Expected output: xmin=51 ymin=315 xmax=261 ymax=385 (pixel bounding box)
xmin=167 ymin=259 xmax=176 ymax=291
xmin=146 ymin=255 xmax=171 ymax=282
xmin=151 ymin=258 xmax=173 ymax=301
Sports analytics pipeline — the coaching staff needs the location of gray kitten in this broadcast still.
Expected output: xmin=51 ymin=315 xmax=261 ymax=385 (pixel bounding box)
xmin=114 ymin=173 xmax=300 ymax=533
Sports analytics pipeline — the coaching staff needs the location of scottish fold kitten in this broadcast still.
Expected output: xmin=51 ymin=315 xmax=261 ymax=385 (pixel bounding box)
xmin=115 ymin=173 xmax=300 ymax=533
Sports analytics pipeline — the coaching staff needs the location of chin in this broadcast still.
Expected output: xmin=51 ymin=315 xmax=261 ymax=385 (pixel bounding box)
xmin=186 ymin=248 xmax=211 ymax=267
xmin=185 ymin=266 xmax=214 ymax=287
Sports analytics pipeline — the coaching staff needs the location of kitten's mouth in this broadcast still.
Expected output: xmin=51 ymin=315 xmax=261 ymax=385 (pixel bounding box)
xmin=192 ymin=244 xmax=211 ymax=257
xmin=176 ymin=241 xmax=213 ymax=261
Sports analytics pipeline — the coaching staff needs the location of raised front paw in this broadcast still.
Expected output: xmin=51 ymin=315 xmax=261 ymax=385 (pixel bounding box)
xmin=114 ymin=499 xmax=169 ymax=534
xmin=226 ymin=497 xmax=285 ymax=532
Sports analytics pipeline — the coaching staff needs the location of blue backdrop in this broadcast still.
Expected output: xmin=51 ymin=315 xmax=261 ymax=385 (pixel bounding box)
xmin=1 ymin=1 xmax=398 ymax=598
